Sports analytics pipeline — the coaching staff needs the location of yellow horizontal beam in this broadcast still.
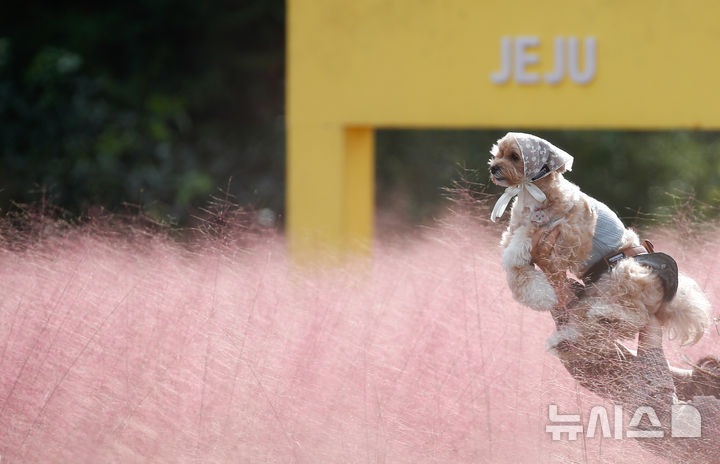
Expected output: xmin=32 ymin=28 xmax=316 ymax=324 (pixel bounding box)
xmin=290 ymin=0 xmax=720 ymax=128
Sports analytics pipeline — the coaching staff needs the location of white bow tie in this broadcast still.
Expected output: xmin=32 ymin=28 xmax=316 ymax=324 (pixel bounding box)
xmin=490 ymin=182 xmax=547 ymax=222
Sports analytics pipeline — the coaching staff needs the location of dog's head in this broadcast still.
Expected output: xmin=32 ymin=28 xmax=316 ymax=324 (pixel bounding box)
xmin=488 ymin=135 xmax=524 ymax=187
xmin=488 ymin=132 xmax=574 ymax=187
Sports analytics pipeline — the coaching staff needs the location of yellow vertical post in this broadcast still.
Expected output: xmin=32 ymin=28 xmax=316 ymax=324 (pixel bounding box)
xmin=343 ymin=127 xmax=374 ymax=253
xmin=286 ymin=125 xmax=344 ymax=258
xmin=286 ymin=125 xmax=374 ymax=259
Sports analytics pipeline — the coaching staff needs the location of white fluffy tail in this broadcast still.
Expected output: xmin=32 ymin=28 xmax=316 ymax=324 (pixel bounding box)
xmin=663 ymin=273 xmax=711 ymax=345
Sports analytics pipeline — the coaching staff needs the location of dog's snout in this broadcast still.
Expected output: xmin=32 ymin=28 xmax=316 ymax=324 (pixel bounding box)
xmin=490 ymin=165 xmax=500 ymax=175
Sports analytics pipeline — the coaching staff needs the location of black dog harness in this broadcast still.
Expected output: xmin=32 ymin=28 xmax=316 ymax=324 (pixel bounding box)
xmin=580 ymin=239 xmax=679 ymax=302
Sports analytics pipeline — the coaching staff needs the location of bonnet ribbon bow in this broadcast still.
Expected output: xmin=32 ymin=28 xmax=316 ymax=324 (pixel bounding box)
xmin=490 ymin=182 xmax=546 ymax=222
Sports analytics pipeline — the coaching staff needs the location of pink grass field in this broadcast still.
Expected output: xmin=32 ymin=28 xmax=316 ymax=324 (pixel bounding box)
xmin=0 ymin=215 xmax=718 ymax=463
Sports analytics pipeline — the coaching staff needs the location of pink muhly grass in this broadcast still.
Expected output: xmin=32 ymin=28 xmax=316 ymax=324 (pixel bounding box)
xmin=0 ymin=210 xmax=716 ymax=463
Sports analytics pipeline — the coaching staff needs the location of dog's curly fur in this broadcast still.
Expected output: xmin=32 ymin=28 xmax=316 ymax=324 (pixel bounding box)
xmin=489 ymin=134 xmax=711 ymax=352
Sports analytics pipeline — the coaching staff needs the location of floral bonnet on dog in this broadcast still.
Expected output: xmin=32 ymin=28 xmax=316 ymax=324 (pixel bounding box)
xmin=490 ymin=132 xmax=574 ymax=222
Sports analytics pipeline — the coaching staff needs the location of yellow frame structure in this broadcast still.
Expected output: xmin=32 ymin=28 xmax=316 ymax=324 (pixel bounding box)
xmin=287 ymin=0 xmax=720 ymax=256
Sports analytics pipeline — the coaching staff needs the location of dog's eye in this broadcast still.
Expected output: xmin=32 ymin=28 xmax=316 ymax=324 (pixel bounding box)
xmin=511 ymin=153 xmax=520 ymax=161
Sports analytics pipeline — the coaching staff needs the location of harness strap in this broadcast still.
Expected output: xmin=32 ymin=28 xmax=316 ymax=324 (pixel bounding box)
xmin=579 ymin=240 xmax=678 ymax=302
xmin=581 ymin=240 xmax=654 ymax=284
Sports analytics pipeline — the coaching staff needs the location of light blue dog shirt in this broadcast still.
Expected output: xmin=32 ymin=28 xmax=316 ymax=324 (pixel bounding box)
xmin=584 ymin=198 xmax=625 ymax=272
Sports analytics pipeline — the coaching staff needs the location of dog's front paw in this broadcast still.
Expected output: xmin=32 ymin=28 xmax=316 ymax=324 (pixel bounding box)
xmin=512 ymin=269 xmax=557 ymax=311
xmin=532 ymin=289 xmax=558 ymax=312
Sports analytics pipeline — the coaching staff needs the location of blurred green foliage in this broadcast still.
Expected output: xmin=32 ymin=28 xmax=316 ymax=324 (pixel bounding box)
xmin=0 ymin=0 xmax=284 ymax=223
xmin=377 ymin=130 xmax=720 ymax=225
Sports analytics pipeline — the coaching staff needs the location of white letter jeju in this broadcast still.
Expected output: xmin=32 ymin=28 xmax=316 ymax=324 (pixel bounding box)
xmin=490 ymin=36 xmax=596 ymax=85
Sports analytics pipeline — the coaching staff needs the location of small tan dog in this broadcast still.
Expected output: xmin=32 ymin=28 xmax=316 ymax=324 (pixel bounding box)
xmin=488 ymin=132 xmax=710 ymax=351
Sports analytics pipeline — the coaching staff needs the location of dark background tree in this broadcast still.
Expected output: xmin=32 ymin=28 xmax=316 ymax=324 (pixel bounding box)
xmin=0 ymin=0 xmax=285 ymax=223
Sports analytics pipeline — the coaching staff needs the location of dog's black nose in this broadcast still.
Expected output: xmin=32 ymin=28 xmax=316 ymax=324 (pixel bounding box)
xmin=490 ymin=165 xmax=500 ymax=174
